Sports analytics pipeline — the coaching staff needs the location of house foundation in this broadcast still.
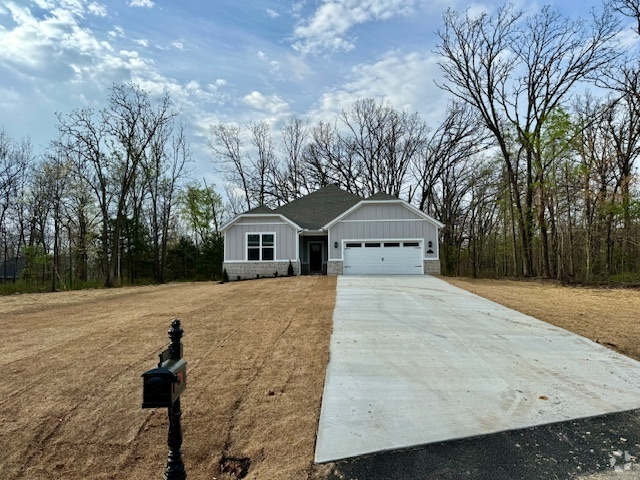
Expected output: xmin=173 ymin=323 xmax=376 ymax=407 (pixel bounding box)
xmin=223 ymin=261 xmax=300 ymax=280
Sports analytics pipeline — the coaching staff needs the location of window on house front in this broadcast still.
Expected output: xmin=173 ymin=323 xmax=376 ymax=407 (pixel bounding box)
xmin=247 ymin=233 xmax=275 ymax=261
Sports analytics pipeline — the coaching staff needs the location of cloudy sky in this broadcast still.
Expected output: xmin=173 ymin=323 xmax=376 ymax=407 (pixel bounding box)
xmin=0 ymin=0 xmax=622 ymax=184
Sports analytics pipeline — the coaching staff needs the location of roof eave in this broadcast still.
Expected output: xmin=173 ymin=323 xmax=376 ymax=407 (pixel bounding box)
xmin=220 ymin=213 xmax=302 ymax=232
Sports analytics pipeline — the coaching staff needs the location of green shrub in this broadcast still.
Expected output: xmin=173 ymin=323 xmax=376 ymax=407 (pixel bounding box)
xmin=287 ymin=260 xmax=294 ymax=276
xmin=222 ymin=268 xmax=229 ymax=282
xmin=610 ymin=272 xmax=640 ymax=284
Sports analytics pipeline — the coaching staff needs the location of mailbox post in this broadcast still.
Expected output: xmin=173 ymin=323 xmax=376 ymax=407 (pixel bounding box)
xmin=142 ymin=319 xmax=187 ymax=480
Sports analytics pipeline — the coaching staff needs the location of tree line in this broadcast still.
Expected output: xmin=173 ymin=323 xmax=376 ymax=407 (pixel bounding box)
xmin=0 ymin=84 xmax=225 ymax=292
xmin=2 ymin=1 xmax=640 ymax=291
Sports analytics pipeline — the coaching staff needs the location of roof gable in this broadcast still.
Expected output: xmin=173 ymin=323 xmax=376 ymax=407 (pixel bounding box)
xmin=275 ymin=185 xmax=362 ymax=230
xmin=220 ymin=211 xmax=301 ymax=232
xmin=323 ymin=199 xmax=445 ymax=229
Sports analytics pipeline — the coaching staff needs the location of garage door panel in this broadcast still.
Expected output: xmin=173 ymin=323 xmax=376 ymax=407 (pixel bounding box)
xmin=344 ymin=241 xmax=423 ymax=275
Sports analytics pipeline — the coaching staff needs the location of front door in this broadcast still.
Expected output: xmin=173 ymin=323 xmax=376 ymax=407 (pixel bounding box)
xmin=309 ymin=242 xmax=323 ymax=272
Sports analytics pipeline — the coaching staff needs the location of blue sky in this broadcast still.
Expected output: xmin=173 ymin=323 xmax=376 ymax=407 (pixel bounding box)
xmin=0 ymin=0 xmax=623 ymax=185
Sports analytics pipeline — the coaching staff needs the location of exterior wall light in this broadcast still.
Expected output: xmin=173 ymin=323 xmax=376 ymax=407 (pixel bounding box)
xmin=334 ymin=241 xmax=339 ymax=248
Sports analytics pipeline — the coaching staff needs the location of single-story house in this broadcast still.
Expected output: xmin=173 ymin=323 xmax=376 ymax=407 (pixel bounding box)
xmin=221 ymin=185 xmax=443 ymax=278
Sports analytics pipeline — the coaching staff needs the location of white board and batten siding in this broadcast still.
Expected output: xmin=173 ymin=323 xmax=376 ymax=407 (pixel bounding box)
xmin=328 ymin=202 xmax=440 ymax=275
xmin=224 ymin=215 xmax=298 ymax=262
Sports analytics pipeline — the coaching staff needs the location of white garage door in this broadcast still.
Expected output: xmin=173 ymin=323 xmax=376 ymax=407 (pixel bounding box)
xmin=343 ymin=241 xmax=423 ymax=275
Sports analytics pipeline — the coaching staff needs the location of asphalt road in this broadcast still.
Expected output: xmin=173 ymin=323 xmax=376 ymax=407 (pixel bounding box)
xmin=324 ymin=409 xmax=640 ymax=480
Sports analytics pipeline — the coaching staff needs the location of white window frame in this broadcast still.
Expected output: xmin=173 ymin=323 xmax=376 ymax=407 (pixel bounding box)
xmin=246 ymin=232 xmax=276 ymax=261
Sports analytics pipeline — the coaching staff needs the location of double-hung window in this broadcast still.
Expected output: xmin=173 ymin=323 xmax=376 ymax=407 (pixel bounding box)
xmin=247 ymin=233 xmax=275 ymax=261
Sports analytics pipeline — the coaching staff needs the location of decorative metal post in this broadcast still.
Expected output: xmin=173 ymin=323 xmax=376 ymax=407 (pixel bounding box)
xmin=141 ymin=319 xmax=188 ymax=480
xmin=164 ymin=320 xmax=186 ymax=480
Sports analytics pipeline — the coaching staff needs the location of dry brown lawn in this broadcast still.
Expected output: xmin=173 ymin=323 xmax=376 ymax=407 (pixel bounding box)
xmin=443 ymin=277 xmax=640 ymax=362
xmin=0 ymin=277 xmax=335 ymax=480
xmin=3 ymin=275 xmax=640 ymax=480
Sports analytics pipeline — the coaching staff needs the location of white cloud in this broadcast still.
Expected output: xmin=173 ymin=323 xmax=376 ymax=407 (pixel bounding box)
xmin=0 ymin=2 xmax=157 ymax=89
xmin=33 ymin=0 xmax=55 ymax=9
xmin=109 ymin=26 xmax=125 ymax=38
xmin=129 ymin=0 xmax=154 ymax=8
xmin=293 ymin=0 xmax=416 ymax=54
xmin=59 ymin=0 xmax=85 ymax=16
xmin=256 ymin=51 xmax=280 ymax=74
xmin=266 ymin=8 xmax=280 ymax=18
xmin=0 ymin=2 xmax=104 ymax=71
xmin=87 ymin=2 xmax=107 ymax=17
xmin=172 ymin=41 xmax=184 ymax=50
xmin=134 ymin=38 xmax=149 ymax=47
xmin=291 ymin=1 xmax=306 ymax=18
xmin=311 ymin=51 xmax=448 ymax=126
xmin=243 ymin=91 xmax=289 ymax=115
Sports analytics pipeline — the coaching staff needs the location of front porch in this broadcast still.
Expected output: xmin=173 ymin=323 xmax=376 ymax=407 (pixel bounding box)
xmin=299 ymin=234 xmax=328 ymax=275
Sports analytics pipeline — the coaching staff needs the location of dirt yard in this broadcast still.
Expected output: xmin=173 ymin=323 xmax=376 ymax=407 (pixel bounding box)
xmin=3 ymin=275 xmax=640 ymax=480
xmin=0 ymin=277 xmax=335 ymax=480
xmin=443 ymin=277 xmax=640 ymax=362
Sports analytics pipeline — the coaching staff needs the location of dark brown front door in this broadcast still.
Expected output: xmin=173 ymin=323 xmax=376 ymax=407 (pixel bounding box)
xmin=309 ymin=243 xmax=323 ymax=272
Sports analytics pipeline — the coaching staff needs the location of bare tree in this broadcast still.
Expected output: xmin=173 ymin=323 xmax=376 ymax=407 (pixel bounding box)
xmin=275 ymin=117 xmax=309 ymax=203
xmin=436 ymin=3 xmax=620 ymax=276
xmin=210 ymin=123 xmax=252 ymax=212
xmin=611 ymin=0 xmax=640 ymax=33
xmin=411 ymin=101 xmax=490 ymax=211
xmin=339 ymin=98 xmax=427 ymax=197
xmin=0 ymin=129 xmax=30 ymax=245
xmin=248 ymin=121 xmax=276 ymax=205
xmin=143 ymin=122 xmax=191 ymax=283
xmin=57 ymin=83 xmax=177 ymax=287
xmin=303 ymin=120 xmax=362 ymax=194
xmin=0 ymin=130 xmax=32 ymax=283
xmin=40 ymin=142 xmax=72 ymax=290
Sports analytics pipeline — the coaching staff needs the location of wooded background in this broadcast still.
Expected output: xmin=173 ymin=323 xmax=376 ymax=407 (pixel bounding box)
xmin=2 ymin=1 xmax=640 ymax=291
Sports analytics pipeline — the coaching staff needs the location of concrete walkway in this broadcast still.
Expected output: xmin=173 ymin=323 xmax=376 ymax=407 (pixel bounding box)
xmin=315 ymin=276 xmax=640 ymax=463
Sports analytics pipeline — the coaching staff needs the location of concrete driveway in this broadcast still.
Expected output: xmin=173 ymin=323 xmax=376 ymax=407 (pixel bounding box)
xmin=315 ymin=276 xmax=640 ymax=463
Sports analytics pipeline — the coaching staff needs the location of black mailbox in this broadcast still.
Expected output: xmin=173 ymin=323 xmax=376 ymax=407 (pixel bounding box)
xmin=142 ymin=319 xmax=188 ymax=480
xmin=142 ymin=358 xmax=187 ymax=408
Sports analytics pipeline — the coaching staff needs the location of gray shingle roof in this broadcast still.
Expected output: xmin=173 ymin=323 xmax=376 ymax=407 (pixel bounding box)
xmin=243 ymin=204 xmax=274 ymax=214
xmin=275 ymin=185 xmax=363 ymax=230
xmin=367 ymin=192 xmax=399 ymax=201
